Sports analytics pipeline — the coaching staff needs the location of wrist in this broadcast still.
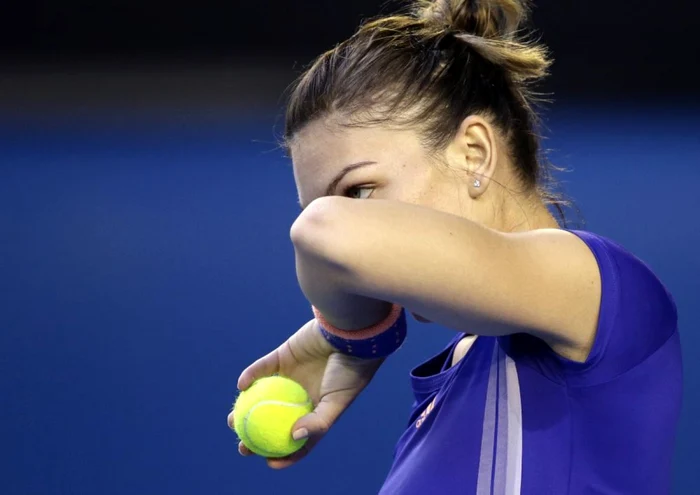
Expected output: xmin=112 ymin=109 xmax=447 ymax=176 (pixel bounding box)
xmin=313 ymin=304 xmax=407 ymax=359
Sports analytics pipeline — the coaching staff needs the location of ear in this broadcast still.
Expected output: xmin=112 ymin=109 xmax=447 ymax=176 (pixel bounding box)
xmin=447 ymin=115 xmax=499 ymax=199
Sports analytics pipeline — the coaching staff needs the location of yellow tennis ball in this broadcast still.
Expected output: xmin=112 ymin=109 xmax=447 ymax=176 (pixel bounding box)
xmin=233 ymin=376 xmax=313 ymax=458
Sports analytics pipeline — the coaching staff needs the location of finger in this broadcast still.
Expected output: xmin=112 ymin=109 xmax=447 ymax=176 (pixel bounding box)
xmin=266 ymin=437 xmax=318 ymax=469
xmin=237 ymin=349 xmax=281 ymax=390
xmin=226 ymin=410 xmax=252 ymax=455
xmin=238 ymin=442 xmax=253 ymax=456
xmin=265 ymin=393 xmax=350 ymax=469
xmin=227 ymin=409 xmax=236 ymax=430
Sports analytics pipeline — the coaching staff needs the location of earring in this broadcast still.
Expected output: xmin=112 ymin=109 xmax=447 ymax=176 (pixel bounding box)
xmin=473 ymin=179 xmax=481 ymax=188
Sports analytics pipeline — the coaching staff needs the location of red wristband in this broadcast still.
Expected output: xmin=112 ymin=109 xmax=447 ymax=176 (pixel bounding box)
xmin=311 ymin=304 xmax=403 ymax=340
xmin=312 ymin=304 xmax=407 ymax=359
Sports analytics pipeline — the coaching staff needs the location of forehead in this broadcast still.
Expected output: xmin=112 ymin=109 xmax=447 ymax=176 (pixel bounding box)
xmin=290 ymin=121 xmax=354 ymax=188
xmin=290 ymin=120 xmax=422 ymax=206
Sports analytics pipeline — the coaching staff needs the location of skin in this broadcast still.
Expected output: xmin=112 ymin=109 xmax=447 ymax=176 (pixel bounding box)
xmin=293 ymin=116 xmax=558 ymax=235
xmin=296 ymin=116 xmax=558 ymax=327
xmin=229 ymin=114 xmax=602 ymax=469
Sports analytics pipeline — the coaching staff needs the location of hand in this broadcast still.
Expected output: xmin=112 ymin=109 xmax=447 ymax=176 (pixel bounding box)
xmin=228 ymin=318 xmax=384 ymax=469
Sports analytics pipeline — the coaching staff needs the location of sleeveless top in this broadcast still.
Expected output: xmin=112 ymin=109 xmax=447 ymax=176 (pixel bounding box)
xmin=379 ymin=231 xmax=682 ymax=495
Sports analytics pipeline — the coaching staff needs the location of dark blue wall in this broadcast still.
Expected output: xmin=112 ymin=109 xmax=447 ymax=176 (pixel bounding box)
xmin=1 ymin=107 xmax=698 ymax=494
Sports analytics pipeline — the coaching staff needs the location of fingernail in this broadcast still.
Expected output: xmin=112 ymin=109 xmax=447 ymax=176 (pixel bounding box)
xmin=292 ymin=428 xmax=308 ymax=441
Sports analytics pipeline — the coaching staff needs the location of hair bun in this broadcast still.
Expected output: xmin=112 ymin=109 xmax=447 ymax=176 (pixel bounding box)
xmin=416 ymin=0 xmax=529 ymax=40
xmin=414 ymin=0 xmax=548 ymax=83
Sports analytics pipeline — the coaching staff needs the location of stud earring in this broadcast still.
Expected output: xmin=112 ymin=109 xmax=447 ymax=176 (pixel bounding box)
xmin=473 ymin=179 xmax=481 ymax=188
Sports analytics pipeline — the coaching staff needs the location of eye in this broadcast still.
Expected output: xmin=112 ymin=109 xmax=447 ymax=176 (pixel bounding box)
xmin=344 ymin=186 xmax=374 ymax=200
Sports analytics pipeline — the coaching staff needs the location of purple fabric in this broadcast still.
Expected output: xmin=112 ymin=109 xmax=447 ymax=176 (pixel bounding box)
xmin=379 ymin=231 xmax=682 ymax=494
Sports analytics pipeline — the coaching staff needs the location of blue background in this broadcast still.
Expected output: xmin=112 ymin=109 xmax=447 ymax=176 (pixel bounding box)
xmin=1 ymin=106 xmax=698 ymax=494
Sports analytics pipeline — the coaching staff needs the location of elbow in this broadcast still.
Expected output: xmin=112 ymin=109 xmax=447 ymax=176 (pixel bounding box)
xmin=290 ymin=196 xmax=345 ymax=262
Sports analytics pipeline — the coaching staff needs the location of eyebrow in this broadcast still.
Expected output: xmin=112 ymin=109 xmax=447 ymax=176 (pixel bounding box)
xmin=299 ymin=161 xmax=377 ymax=209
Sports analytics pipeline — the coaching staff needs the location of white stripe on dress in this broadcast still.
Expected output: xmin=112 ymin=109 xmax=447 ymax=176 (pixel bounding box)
xmin=493 ymin=346 xmax=510 ymax=494
xmin=476 ymin=343 xmax=500 ymax=495
xmin=504 ymin=353 xmax=523 ymax=494
xmin=475 ymin=342 xmax=523 ymax=495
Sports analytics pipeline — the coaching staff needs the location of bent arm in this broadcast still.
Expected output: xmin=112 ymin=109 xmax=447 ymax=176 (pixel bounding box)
xmin=290 ymin=196 xmax=601 ymax=361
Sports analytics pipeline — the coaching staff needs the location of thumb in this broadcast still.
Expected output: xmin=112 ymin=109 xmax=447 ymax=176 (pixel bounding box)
xmin=265 ymin=393 xmax=350 ymax=470
xmin=292 ymin=391 xmax=351 ymax=441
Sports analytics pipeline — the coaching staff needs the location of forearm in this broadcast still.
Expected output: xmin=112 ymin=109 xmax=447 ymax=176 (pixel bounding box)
xmin=293 ymin=243 xmax=394 ymax=331
xmin=291 ymin=206 xmax=393 ymax=331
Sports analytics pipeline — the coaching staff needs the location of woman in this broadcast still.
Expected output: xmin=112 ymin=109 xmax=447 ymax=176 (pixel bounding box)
xmin=228 ymin=0 xmax=682 ymax=493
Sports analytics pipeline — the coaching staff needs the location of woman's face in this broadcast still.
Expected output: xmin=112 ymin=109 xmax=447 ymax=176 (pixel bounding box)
xmin=290 ymin=118 xmax=487 ymax=222
xmin=289 ymin=117 xmax=558 ymax=324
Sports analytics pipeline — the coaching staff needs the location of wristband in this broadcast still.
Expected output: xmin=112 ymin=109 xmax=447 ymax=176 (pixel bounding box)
xmin=312 ymin=304 xmax=407 ymax=359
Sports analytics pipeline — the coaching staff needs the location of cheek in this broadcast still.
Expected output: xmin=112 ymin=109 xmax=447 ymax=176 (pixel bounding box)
xmin=414 ymin=179 xmax=472 ymax=218
xmin=387 ymin=163 xmax=443 ymax=206
xmin=405 ymin=177 xmax=454 ymax=210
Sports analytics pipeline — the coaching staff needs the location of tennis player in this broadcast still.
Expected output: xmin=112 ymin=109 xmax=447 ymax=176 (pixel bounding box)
xmin=229 ymin=0 xmax=682 ymax=493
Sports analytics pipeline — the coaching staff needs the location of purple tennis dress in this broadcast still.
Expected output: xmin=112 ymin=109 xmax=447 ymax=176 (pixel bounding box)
xmin=379 ymin=231 xmax=682 ymax=494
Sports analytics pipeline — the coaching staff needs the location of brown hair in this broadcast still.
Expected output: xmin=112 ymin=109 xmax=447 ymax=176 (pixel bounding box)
xmin=284 ymin=0 xmax=567 ymax=219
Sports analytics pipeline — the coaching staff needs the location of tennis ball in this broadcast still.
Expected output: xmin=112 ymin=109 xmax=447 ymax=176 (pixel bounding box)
xmin=233 ymin=376 xmax=313 ymax=458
